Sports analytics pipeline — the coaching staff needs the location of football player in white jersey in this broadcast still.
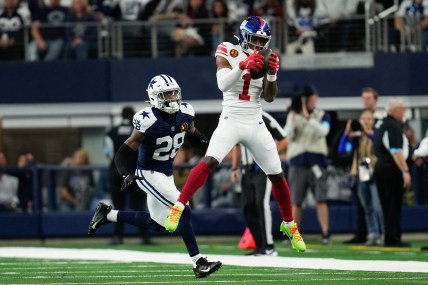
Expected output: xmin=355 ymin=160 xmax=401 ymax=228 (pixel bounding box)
xmin=165 ymin=16 xmax=306 ymax=252
xmin=88 ymin=74 xmax=222 ymax=278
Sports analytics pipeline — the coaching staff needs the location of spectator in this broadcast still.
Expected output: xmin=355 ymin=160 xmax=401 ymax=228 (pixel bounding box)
xmin=0 ymin=0 xmax=25 ymax=61
xmin=210 ymin=0 xmax=235 ymax=55
xmin=286 ymin=0 xmax=330 ymax=54
xmin=27 ymin=0 xmax=69 ymax=61
xmin=59 ymin=148 xmax=95 ymax=211
xmin=141 ymin=0 xmax=185 ymax=57
xmin=0 ymin=152 xmax=19 ymax=212
xmin=395 ymin=0 xmax=428 ymax=52
xmin=89 ymin=0 xmax=114 ymax=20
xmin=317 ymin=0 xmax=360 ymax=52
xmin=173 ymin=0 xmax=210 ymax=57
xmin=251 ymin=0 xmax=284 ymax=18
xmin=17 ymin=152 xmax=36 ymax=213
xmin=284 ymin=85 xmax=331 ymax=244
xmin=226 ymin=0 xmax=250 ymax=22
xmin=104 ymin=106 xmax=152 ymax=245
xmin=373 ymin=97 xmax=411 ymax=247
xmin=65 ymin=0 xmax=98 ymax=60
xmin=338 ymin=111 xmax=384 ymax=246
xmin=110 ymin=0 xmax=146 ymax=58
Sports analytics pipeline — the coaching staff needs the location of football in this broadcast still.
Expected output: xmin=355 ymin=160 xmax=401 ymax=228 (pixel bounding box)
xmin=249 ymin=48 xmax=272 ymax=80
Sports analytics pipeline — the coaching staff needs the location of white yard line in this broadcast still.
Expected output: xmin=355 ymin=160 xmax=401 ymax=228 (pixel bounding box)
xmin=0 ymin=247 xmax=427 ymax=273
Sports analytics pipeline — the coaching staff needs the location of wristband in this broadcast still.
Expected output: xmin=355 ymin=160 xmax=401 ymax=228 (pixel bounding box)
xmin=266 ymin=74 xmax=277 ymax=82
xmin=232 ymin=168 xmax=238 ymax=171
xmin=402 ymin=170 xmax=409 ymax=173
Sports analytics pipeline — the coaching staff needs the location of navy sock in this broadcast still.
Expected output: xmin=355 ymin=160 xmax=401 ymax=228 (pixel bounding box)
xmin=177 ymin=206 xmax=200 ymax=257
xmin=117 ymin=211 xmax=164 ymax=232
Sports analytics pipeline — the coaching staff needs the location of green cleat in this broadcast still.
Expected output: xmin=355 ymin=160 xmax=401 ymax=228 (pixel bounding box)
xmin=280 ymin=222 xmax=306 ymax=252
xmin=164 ymin=205 xmax=183 ymax=232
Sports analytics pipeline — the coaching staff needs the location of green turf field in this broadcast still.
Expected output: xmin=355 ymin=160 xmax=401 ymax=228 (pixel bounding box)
xmin=0 ymin=235 xmax=427 ymax=285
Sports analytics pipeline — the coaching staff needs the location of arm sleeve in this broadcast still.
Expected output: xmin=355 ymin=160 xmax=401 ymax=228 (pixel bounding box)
xmin=337 ymin=134 xmax=353 ymax=155
xmin=216 ymin=66 xmax=244 ymax=92
xmin=186 ymin=129 xmax=209 ymax=152
xmin=114 ymin=143 xmax=138 ymax=177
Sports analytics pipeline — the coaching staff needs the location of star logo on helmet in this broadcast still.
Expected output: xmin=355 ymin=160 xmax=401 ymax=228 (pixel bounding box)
xmin=141 ymin=111 xmax=150 ymax=119
xmin=181 ymin=102 xmax=188 ymax=108
xmin=148 ymin=79 xmax=157 ymax=89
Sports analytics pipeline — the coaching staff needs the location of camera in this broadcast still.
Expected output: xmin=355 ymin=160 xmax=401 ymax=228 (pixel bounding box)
xmin=290 ymin=94 xmax=303 ymax=113
xmin=350 ymin=120 xmax=361 ymax=132
xmin=358 ymin=157 xmax=372 ymax=182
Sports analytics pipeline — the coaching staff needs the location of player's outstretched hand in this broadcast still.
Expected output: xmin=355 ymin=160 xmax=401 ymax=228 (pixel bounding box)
xmin=268 ymin=52 xmax=279 ymax=75
xmin=120 ymin=174 xmax=143 ymax=192
xmin=239 ymin=51 xmax=264 ymax=73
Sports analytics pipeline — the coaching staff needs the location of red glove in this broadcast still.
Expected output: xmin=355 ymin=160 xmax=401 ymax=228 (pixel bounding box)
xmin=239 ymin=51 xmax=264 ymax=73
xmin=268 ymin=52 xmax=279 ymax=75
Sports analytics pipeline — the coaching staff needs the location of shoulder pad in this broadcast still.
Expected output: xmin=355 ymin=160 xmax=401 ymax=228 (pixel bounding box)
xmin=180 ymin=102 xmax=195 ymax=117
xmin=215 ymin=42 xmax=233 ymax=58
xmin=133 ymin=107 xmax=157 ymax=132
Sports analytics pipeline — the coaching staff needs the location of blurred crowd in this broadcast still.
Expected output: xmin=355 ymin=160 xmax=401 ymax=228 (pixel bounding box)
xmin=1 ymin=0 xmax=428 ymax=61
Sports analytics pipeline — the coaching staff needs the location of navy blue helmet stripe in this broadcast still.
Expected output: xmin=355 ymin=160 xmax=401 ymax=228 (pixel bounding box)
xmin=159 ymin=75 xmax=169 ymax=86
xmin=159 ymin=74 xmax=172 ymax=86
xmin=164 ymin=74 xmax=174 ymax=83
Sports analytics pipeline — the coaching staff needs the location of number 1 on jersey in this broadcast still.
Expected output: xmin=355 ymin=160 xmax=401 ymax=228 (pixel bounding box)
xmin=238 ymin=73 xmax=251 ymax=101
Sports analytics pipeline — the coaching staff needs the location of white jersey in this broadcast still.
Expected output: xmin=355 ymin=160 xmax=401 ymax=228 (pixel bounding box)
xmin=215 ymin=42 xmax=264 ymax=116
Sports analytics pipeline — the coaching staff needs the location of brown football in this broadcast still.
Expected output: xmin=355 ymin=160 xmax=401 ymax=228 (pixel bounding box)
xmin=249 ymin=48 xmax=272 ymax=80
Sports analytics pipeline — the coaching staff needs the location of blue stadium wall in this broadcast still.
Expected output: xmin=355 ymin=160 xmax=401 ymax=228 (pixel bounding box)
xmin=1 ymin=53 xmax=428 ymax=104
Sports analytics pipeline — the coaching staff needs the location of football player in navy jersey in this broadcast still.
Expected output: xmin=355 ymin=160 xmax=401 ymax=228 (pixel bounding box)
xmin=88 ymin=74 xmax=222 ymax=278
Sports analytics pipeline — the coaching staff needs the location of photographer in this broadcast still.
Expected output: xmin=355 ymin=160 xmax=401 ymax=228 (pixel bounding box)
xmin=284 ymin=85 xmax=331 ymax=244
xmin=338 ymin=110 xmax=384 ymax=246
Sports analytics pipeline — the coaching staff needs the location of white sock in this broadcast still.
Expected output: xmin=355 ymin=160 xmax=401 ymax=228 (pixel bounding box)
xmin=191 ymin=254 xmax=201 ymax=268
xmin=284 ymin=220 xmax=295 ymax=227
xmin=175 ymin=201 xmax=185 ymax=210
xmin=107 ymin=210 xmax=118 ymax=222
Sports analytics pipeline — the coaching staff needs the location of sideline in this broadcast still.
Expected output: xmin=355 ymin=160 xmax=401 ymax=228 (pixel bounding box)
xmin=0 ymin=247 xmax=428 ymax=273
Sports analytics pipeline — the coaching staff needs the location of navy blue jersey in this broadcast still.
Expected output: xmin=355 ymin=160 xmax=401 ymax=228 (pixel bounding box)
xmin=33 ymin=5 xmax=69 ymax=40
xmin=133 ymin=103 xmax=195 ymax=176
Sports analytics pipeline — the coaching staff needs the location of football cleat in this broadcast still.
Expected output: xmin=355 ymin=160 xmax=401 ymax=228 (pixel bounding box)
xmin=245 ymin=248 xmax=278 ymax=256
xmin=193 ymin=257 xmax=222 ymax=278
xmin=88 ymin=202 xmax=112 ymax=235
xmin=265 ymin=248 xmax=278 ymax=256
xmin=164 ymin=204 xmax=183 ymax=233
xmin=280 ymin=222 xmax=306 ymax=252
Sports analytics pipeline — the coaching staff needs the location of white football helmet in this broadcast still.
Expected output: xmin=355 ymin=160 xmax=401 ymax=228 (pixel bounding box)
xmin=146 ymin=74 xmax=181 ymax=114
